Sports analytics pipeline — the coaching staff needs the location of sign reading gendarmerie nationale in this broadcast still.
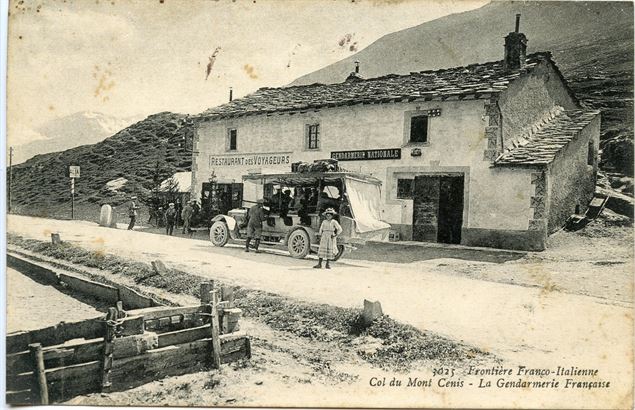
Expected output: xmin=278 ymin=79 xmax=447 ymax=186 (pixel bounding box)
xmin=331 ymin=148 xmax=401 ymax=161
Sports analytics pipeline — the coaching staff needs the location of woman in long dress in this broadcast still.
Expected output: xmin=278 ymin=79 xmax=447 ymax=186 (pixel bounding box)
xmin=314 ymin=208 xmax=342 ymax=269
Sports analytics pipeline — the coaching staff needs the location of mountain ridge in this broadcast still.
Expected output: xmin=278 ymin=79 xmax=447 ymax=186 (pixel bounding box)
xmin=13 ymin=111 xmax=142 ymax=164
xmin=291 ymin=1 xmax=632 ymax=86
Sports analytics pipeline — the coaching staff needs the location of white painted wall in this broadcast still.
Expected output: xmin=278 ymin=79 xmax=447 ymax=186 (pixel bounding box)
xmin=192 ymin=98 xmax=535 ymax=232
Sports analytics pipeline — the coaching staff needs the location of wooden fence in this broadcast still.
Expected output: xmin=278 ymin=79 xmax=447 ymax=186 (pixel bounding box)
xmin=6 ymin=281 xmax=250 ymax=404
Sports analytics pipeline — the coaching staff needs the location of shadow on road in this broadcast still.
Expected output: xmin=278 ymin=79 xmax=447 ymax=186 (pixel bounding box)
xmin=139 ymin=225 xmax=523 ymax=265
xmin=346 ymin=241 xmax=526 ymax=264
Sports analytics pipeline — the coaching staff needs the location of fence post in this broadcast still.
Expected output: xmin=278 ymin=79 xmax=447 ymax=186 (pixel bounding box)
xmin=210 ymin=289 xmax=222 ymax=369
xmin=221 ymin=286 xmax=235 ymax=308
xmin=200 ymin=282 xmax=214 ymax=305
xmin=29 ymin=343 xmax=49 ymax=405
xmin=101 ymin=307 xmax=117 ymax=392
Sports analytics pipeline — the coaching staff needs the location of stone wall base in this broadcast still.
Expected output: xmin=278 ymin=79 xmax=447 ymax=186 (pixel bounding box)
xmin=461 ymin=227 xmax=546 ymax=251
xmin=389 ymin=223 xmax=546 ymax=251
xmin=390 ymin=223 xmax=413 ymax=241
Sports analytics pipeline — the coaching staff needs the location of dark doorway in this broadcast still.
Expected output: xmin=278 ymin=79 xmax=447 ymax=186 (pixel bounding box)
xmin=201 ymin=182 xmax=243 ymax=218
xmin=437 ymin=176 xmax=464 ymax=244
xmin=412 ymin=175 xmax=464 ymax=244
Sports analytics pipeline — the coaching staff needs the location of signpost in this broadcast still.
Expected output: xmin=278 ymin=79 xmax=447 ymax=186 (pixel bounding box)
xmin=69 ymin=166 xmax=80 ymax=219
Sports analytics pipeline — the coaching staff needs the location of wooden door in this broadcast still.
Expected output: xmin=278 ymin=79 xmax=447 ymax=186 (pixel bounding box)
xmin=437 ymin=176 xmax=464 ymax=244
xmin=412 ymin=176 xmax=441 ymax=242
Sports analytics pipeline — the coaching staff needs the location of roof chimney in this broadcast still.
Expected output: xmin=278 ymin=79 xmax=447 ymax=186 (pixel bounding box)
xmin=503 ymin=13 xmax=527 ymax=71
xmin=229 ymin=87 xmax=233 ymax=102
xmin=345 ymin=61 xmax=364 ymax=82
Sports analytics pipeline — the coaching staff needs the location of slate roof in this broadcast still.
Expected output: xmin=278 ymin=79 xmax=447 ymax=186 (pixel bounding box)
xmin=197 ymin=52 xmax=568 ymax=121
xmin=494 ymin=109 xmax=600 ymax=167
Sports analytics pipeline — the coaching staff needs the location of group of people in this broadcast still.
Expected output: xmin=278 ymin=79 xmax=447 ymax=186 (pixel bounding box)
xmin=126 ymin=187 xmax=345 ymax=268
xmin=267 ymin=186 xmax=350 ymax=225
xmin=244 ymin=199 xmax=342 ymax=269
xmin=159 ymin=200 xmax=199 ymax=235
xmin=127 ymin=196 xmax=199 ymax=236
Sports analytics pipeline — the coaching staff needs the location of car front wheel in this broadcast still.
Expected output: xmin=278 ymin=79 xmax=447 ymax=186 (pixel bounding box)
xmin=210 ymin=221 xmax=229 ymax=247
xmin=287 ymin=229 xmax=311 ymax=258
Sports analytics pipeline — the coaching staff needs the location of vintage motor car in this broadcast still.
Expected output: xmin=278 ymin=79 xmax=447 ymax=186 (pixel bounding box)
xmin=208 ymin=170 xmax=391 ymax=259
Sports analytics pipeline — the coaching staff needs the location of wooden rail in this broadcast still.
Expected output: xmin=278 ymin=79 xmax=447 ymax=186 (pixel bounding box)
xmin=6 ymin=280 xmax=249 ymax=405
xmin=7 ymin=253 xmax=161 ymax=310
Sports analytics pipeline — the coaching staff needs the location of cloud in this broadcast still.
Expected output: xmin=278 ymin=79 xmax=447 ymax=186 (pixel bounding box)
xmin=7 ymin=123 xmax=49 ymax=147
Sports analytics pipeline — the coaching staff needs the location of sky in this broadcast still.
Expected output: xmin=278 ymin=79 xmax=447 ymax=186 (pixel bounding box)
xmin=7 ymin=0 xmax=488 ymax=146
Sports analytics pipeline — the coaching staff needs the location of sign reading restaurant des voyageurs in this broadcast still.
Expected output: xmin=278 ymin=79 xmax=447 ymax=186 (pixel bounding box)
xmin=209 ymin=152 xmax=292 ymax=167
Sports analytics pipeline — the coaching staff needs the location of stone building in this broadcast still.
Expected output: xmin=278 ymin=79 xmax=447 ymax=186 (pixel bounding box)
xmin=191 ymin=21 xmax=600 ymax=251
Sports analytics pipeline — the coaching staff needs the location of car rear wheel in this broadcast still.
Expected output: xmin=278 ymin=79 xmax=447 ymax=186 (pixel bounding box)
xmin=287 ymin=229 xmax=310 ymax=258
xmin=210 ymin=221 xmax=229 ymax=247
xmin=333 ymin=244 xmax=345 ymax=261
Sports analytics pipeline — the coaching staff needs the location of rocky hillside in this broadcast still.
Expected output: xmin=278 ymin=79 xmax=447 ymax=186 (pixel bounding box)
xmin=293 ymin=1 xmax=634 ymax=176
xmin=9 ymin=112 xmax=194 ymax=215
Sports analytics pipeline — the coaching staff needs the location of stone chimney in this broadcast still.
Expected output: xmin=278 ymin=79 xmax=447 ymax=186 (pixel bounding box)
xmin=503 ymin=14 xmax=527 ymax=71
xmin=345 ymin=61 xmax=364 ymax=82
xmin=229 ymin=87 xmax=233 ymax=102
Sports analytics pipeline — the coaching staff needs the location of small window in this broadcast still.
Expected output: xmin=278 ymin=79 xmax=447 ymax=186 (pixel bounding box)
xmin=228 ymin=129 xmax=237 ymax=151
xmin=307 ymin=124 xmax=320 ymax=150
xmin=410 ymin=115 xmax=428 ymax=143
xmin=397 ymin=179 xmax=414 ymax=199
xmin=587 ymin=141 xmax=594 ymax=165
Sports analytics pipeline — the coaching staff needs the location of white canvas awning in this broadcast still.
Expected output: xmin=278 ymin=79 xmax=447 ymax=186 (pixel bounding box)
xmin=159 ymin=172 xmax=192 ymax=193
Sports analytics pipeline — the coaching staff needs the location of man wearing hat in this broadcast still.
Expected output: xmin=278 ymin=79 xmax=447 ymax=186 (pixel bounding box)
xmin=127 ymin=196 xmax=139 ymax=230
xmin=181 ymin=200 xmax=195 ymax=234
xmin=314 ymin=208 xmax=342 ymax=269
xmin=164 ymin=203 xmax=177 ymax=235
xmin=245 ymin=199 xmax=266 ymax=253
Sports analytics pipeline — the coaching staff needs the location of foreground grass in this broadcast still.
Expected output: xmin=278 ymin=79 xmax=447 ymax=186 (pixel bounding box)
xmin=7 ymin=233 xmax=491 ymax=371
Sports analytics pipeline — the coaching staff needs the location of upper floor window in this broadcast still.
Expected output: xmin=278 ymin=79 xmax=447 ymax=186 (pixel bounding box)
xmin=410 ymin=115 xmax=428 ymax=143
xmin=227 ymin=128 xmax=237 ymax=151
xmin=587 ymin=140 xmax=594 ymax=166
xmin=306 ymin=124 xmax=320 ymax=150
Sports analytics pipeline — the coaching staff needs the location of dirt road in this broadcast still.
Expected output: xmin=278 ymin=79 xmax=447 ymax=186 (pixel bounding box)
xmin=7 ymin=214 xmax=633 ymax=408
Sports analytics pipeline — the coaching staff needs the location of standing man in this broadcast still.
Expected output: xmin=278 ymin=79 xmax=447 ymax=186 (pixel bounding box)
xmin=181 ymin=200 xmax=195 ymax=234
xmin=127 ymin=196 xmax=139 ymax=230
xmin=245 ymin=199 xmax=266 ymax=253
xmin=164 ymin=203 xmax=177 ymax=235
xmin=175 ymin=199 xmax=183 ymax=229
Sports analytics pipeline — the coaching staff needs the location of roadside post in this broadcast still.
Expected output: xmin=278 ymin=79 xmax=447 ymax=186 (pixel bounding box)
xmin=69 ymin=165 xmax=80 ymax=219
